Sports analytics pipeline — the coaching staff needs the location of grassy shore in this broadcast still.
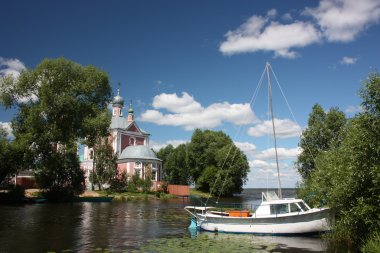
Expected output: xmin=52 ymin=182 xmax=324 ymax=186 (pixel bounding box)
xmin=189 ymin=189 xmax=212 ymax=198
xmin=21 ymin=188 xmax=212 ymax=202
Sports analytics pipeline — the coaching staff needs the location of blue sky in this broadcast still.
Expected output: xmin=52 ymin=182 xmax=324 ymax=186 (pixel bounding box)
xmin=1 ymin=0 xmax=380 ymax=188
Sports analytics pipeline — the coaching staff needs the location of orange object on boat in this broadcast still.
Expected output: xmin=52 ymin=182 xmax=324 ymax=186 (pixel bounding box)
xmin=228 ymin=210 xmax=250 ymax=217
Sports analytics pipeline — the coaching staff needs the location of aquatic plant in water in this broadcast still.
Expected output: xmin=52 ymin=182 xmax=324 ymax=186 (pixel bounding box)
xmin=138 ymin=234 xmax=278 ymax=253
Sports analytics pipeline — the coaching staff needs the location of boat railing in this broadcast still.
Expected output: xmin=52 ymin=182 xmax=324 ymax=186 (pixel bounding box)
xmin=189 ymin=196 xmax=258 ymax=212
xmin=212 ymin=202 xmax=257 ymax=213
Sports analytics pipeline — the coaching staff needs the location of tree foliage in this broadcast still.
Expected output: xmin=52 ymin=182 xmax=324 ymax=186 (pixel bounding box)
xmin=0 ymin=127 xmax=13 ymax=184
xmin=157 ymin=129 xmax=249 ymax=196
xmin=157 ymin=144 xmax=191 ymax=185
xmin=298 ymin=72 xmax=380 ymax=247
xmin=93 ymin=137 xmax=118 ymax=190
xmin=296 ymin=104 xmax=346 ymax=179
xmin=0 ymin=58 xmax=112 ymax=199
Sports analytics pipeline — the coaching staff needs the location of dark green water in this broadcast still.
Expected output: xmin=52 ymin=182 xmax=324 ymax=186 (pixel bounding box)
xmin=0 ymin=189 xmax=334 ymax=252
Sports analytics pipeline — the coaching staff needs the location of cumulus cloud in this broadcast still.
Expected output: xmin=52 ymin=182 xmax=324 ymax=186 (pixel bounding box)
xmin=305 ymin=0 xmax=380 ymax=42
xmin=140 ymin=92 xmax=258 ymax=130
xmin=340 ymin=56 xmax=357 ymax=65
xmin=150 ymin=139 xmax=188 ymax=152
xmin=0 ymin=57 xmax=26 ymax=78
xmin=249 ymin=159 xmax=276 ymax=172
xmin=345 ymin=105 xmax=363 ymax=113
xmin=152 ymin=92 xmax=203 ymax=113
xmin=254 ymin=147 xmax=302 ymax=160
xmin=0 ymin=122 xmax=14 ymax=139
xmin=219 ymin=0 xmax=380 ymax=58
xmin=234 ymin=141 xmax=257 ymax=156
xmin=219 ymin=10 xmax=322 ymax=58
xmin=282 ymin=13 xmax=293 ymax=21
xmin=247 ymin=158 xmax=301 ymax=188
xmin=0 ymin=57 xmax=38 ymax=104
xmin=247 ymin=118 xmax=302 ymax=139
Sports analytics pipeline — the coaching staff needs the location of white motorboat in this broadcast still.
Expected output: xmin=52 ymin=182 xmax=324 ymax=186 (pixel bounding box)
xmin=184 ymin=63 xmax=332 ymax=235
xmin=185 ymin=191 xmax=331 ymax=235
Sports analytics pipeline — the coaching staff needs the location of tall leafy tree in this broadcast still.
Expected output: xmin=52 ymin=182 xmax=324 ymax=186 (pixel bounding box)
xmin=297 ymin=104 xmax=346 ymax=179
xmin=197 ymin=144 xmax=249 ymax=196
xmin=158 ymin=129 xmax=249 ymax=196
xmin=0 ymin=58 xmax=112 ymax=199
xmin=188 ymin=129 xmax=232 ymax=182
xmin=93 ymin=137 xmax=118 ymax=190
xmin=298 ymin=72 xmax=380 ymax=248
xmin=164 ymin=144 xmax=191 ymax=185
xmin=0 ymin=126 xmax=14 ymax=184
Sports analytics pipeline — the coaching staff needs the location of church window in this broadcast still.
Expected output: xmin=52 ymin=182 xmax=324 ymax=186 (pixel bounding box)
xmin=135 ymin=161 xmax=142 ymax=168
xmin=152 ymin=170 xmax=157 ymax=181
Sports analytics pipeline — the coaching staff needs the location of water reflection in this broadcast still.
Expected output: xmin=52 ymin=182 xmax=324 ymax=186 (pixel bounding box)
xmin=191 ymin=231 xmax=326 ymax=252
xmin=0 ymin=191 xmax=330 ymax=252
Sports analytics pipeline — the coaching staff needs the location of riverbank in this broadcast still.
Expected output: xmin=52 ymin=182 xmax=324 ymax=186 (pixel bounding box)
xmin=1 ymin=188 xmax=208 ymax=204
xmin=24 ymin=189 xmax=178 ymax=201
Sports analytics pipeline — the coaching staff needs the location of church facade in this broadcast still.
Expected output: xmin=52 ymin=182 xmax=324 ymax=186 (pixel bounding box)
xmin=80 ymin=86 xmax=162 ymax=190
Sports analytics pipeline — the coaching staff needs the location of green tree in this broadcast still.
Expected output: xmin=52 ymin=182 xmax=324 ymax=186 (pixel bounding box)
xmin=93 ymin=137 xmax=118 ymax=190
xmin=0 ymin=125 xmax=31 ymax=185
xmin=158 ymin=129 xmax=250 ymax=196
xmin=163 ymin=144 xmax=191 ymax=185
xmin=196 ymin=144 xmax=249 ymax=196
xmin=297 ymin=104 xmax=346 ymax=179
xmin=156 ymin=144 xmax=174 ymax=164
xmin=0 ymin=58 xmax=112 ymax=200
xmin=188 ymin=129 xmax=232 ymax=182
xmin=298 ymin=72 xmax=380 ymax=248
xmin=0 ymin=126 xmax=14 ymax=184
xmin=141 ymin=163 xmax=153 ymax=193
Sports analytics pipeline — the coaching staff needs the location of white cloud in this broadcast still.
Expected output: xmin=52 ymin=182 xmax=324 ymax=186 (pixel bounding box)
xmin=150 ymin=139 xmax=188 ymax=152
xmin=0 ymin=122 xmax=14 ymax=139
xmin=0 ymin=57 xmax=26 ymax=78
xmin=345 ymin=105 xmax=363 ymax=113
xmin=235 ymin=141 xmax=256 ymax=155
xmin=219 ymin=0 xmax=380 ymax=59
xmin=151 ymin=92 xmax=203 ymax=113
xmin=140 ymin=92 xmax=258 ymax=130
xmin=305 ymin=0 xmax=380 ymax=42
xmin=254 ymin=147 xmax=302 ymax=160
xmin=0 ymin=57 xmax=38 ymax=104
xmin=282 ymin=13 xmax=293 ymax=21
xmin=247 ymin=118 xmax=302 ymax=139
xmin=249 ymin=159 xmax=275 ymax=172
xmin=267 ymin=9 xmax=277 ymax=18
xmin=219 ymin=11 xmax=322 ymax=58
xmin=340 ymin=56 xmax=357 ymax=65
xmin=246 ymin=158 xmax=302 ymax=188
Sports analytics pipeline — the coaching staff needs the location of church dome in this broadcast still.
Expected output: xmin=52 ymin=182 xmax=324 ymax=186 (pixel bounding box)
xmin=119 ymin=145 xmax=161 ymax=161
xmin=112 ymin=94 xmax=124 ymax=107
xmin=112 ymin=84 xmax=124 ymax=107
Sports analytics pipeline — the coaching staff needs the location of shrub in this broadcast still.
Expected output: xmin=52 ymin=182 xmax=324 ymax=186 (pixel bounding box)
xmin=362 ymin=231 xmax=380 ymax=253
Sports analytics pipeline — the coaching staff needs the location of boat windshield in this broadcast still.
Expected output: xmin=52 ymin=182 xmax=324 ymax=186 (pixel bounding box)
xmin=270 ymin=204 xmax=288 ymax=215
xmin=290 ymin=203 xmax=302 ymax=213
xmin=297 ymin=201 xmax=310 ymax=211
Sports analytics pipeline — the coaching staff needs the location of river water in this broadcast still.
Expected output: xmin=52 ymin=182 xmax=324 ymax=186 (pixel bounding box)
xmin=0 ymin=189 xmax=333 ymax=252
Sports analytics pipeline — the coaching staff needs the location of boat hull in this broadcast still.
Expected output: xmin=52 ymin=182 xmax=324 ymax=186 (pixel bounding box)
xmin=196 ymin=208 xmax=330 ymax=235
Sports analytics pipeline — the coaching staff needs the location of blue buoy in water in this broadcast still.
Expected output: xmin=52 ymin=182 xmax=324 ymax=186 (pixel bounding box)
xmin=188 ymin=217 xmax=198 ymax=229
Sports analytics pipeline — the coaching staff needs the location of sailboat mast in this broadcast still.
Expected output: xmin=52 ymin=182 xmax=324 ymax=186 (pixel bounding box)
xmin=266 ymin=62 xmax=283 ymax=199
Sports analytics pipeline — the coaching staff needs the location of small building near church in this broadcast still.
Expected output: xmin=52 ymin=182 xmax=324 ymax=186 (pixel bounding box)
xmin=81 ymin=85 xmax=162 ymax=190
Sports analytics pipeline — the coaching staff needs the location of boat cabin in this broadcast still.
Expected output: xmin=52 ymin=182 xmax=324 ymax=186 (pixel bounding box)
xmin=256 ymin=192 xmax=311 ymax=216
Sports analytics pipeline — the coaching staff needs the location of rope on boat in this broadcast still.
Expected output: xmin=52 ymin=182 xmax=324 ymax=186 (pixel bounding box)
xmin=206 ymin=64 xmax=267 ymax=206
xmin=269 ymin=66 xmax=319 ymax=170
